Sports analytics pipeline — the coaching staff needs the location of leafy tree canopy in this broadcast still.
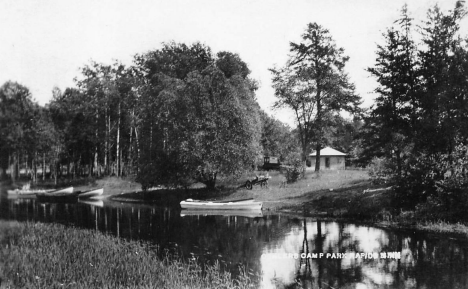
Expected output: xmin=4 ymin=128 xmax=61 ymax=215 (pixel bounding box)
xmin=134 ymin=42 xmax=262 ymax=189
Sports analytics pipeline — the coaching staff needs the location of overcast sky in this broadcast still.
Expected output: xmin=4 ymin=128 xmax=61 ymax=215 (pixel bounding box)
xmin=1 ymin=0 xmax=465 ymax=126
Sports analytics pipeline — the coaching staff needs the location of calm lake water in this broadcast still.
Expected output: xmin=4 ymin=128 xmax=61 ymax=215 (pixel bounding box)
xmin=2 ymin=187 xmax=468 ymax=289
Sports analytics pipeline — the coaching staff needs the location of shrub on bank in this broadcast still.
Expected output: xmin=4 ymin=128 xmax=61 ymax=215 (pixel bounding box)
xmin=284 ymin=165 xmax=303 ymax=184
xmin=0 ymin=221 xmax=254 ymax=289
xmin=368 ymin=157 xmax=393 ymax=185
xmin=283 ymin=158 xmax=305 ymax=184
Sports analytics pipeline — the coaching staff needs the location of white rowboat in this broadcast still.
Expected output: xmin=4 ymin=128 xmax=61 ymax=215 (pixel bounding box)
xmin=7 ymin=188 xmax=54 ymax=197
xmin=180 ymin=198 xmax=262 ymax=210
xmin=87 ymin=195 xmax=109 ymax=200
xmin=78 ymin=188 xmax=104 ymax=199
xmin=36 ymin=187 xmax=76 ymax=203
xmin=46 ymin=187 xmax=75 ymax=195
xmin=180 ymin=209 xmax=263 ymax=218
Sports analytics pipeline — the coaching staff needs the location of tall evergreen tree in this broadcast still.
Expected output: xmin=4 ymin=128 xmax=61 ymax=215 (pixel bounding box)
xmin=367 ymin=5 xmax=418 ymax=177
xmin=364 ymin=1 xmax=468 ymax=210
xmin=418 ymin=2 xmax=468 ymax=155
xmin=271 ymin=23 xmax=361 ymax=171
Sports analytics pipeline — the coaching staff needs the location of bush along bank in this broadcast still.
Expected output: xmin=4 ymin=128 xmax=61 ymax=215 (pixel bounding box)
xmin=0 ymin=221 xmax=254 ymax=289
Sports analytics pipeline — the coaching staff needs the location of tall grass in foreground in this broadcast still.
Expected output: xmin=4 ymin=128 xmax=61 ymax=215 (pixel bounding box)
xmin=0 ymin=221 xmax=254 ymax=289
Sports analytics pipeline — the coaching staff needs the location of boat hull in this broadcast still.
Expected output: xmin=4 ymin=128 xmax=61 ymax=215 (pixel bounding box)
xmin=36 ymin=187 xmax=76 ymax=203
xmin=48 ymin=187 xmax=74 ymax=195
xmin=180 ymin=199 xmax=262 ymax=210
xmin=87 ymin=195 xmax=108 ymax=200
xmin=7 ymin=189 xmax=54 ymax=197
xmin=78 ymin=188 xmax=104 ymax=199
xmin=180 ymin=209 xmax=263 ymax=218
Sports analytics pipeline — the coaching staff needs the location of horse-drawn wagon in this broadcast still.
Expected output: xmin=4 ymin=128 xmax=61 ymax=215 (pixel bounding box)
xmin=241 ymin=175 xmax=271 ymax=190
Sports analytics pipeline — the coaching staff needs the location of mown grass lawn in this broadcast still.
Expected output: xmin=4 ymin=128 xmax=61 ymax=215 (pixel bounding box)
xmin=0 ymin=221 xmax=254 ymax=289
xmin=215 ymin=169 xmax=371 ymax=209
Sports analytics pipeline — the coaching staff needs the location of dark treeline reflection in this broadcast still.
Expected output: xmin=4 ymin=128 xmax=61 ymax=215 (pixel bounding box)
xmin=2 ymin=194 xmax=468 ymax=289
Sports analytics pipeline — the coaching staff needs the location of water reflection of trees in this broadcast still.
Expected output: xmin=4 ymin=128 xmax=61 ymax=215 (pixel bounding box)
xmin=279 ymin=218 xmax=468 ymax=289
xmin=2 ymin=196 xmax=468 ymax=289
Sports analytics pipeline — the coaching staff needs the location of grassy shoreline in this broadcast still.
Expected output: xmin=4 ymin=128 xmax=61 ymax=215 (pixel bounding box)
xmin=0 ymin=221 xmax=254 ymax=289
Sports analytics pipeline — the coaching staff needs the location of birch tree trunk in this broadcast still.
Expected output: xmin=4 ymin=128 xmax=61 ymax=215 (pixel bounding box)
xmin=33 ymin=152 xmax=37 ymax=183
xmin=42 ymin=152 xmax=46 ymax=181
xmin=135 ymin=126 xmax=140 ymax=175
xmin=10 ymin=153 xmax=16 ymax=182
xmin=54 ymin=161 xmax=58 ymax=185
xmin=94 ymin=108 xmax=99 ymax=177
xmin=104 ymin=107 xmax=109 ymax=175
xmin=15 ymin=152 xmax=20 ymax=181
xmin=116 ymin=102 xmax=121 ymax=177
xmin=128 ymin=115 xmax=133 ymax=176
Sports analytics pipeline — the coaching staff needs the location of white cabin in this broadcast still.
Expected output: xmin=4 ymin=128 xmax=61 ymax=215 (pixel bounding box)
xmin=308 ymin=147 xmax=346 ymax=170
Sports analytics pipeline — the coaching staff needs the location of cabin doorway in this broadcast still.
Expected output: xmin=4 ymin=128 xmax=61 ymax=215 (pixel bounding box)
xmin=325 ymin=157 xmax=330 ymax=169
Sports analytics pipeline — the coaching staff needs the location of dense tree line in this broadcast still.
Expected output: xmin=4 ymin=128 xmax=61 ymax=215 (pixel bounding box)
xmin=362 ymin=2 xmax=468 ymax=219
xmin=0 ymin=42 xmax=302 ymax=189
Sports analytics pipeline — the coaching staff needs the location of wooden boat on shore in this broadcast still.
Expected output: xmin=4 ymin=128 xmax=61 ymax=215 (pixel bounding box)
xmin=7 ymin=188 xmax=54 ymax=197
xmin=180 ymin=198 xmax=262 ymax=210
xmin=36 ymin=187 xmax=77 ymax=203
xmin=78 ymin=188 xmax=104 ymax=199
